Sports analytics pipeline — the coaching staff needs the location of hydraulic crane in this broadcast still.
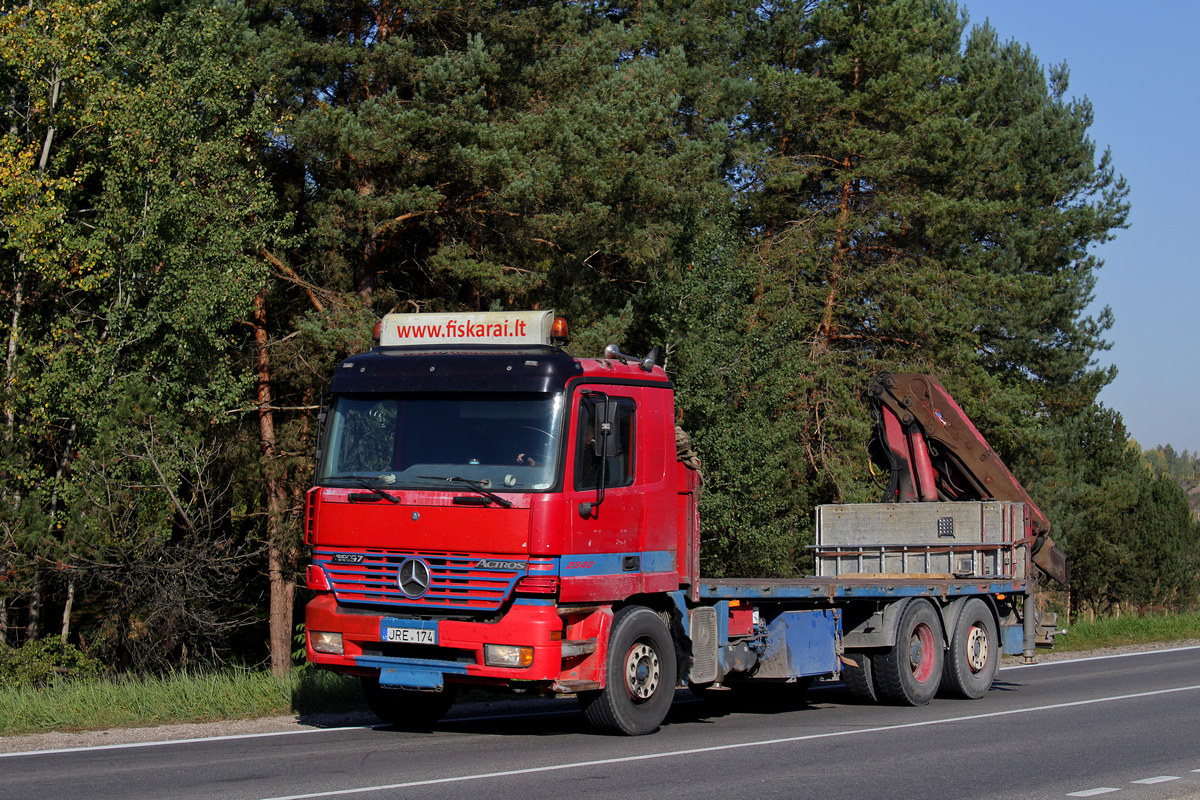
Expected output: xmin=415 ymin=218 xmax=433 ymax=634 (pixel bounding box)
xmin=867 ymin=372 xmax=1070 ymax=586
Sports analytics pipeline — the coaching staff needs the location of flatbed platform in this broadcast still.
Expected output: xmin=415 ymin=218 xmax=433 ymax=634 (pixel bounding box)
xmin=697 ymin=576 xmax=1027 ymax=601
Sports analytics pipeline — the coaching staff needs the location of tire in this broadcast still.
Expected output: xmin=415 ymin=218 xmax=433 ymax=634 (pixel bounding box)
xmin=940 ymin=598 xmax=999 ymax=699
xmin=580 ymin=606 xmax=678 ymax=735
xmin=842 ymin=651 xmax=878 ymax=703
xmin=361 ymin=676 xmax=457 ymax=729
xmin=871 ymin=600 xmax=943 ymax=705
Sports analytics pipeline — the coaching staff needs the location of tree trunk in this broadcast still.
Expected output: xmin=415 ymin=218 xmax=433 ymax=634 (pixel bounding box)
xmin=267 ymin=536 xmax=296 ymax=676
xmin=816 ymin=54 xmax=860 ymax=347
xmin=59 ymin=575 xmax=75 ymax=652
xmin=3 ymin=272 xmax=23 ymax=445
xmin=254 ymin=289 xmax=296 ymax=676
xmin=28 ymin=572 xmax=41 ymax=640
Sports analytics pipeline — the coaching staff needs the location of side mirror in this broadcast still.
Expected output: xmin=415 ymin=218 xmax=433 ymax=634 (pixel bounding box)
xmin=592 ymin=397 xmax=620 ymax=459
xmin=579 ymin=393 xmax=620 ymax=518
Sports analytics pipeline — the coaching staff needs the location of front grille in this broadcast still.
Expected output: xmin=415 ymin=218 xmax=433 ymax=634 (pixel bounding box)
xmin=315 ymin=549 xmax=523 ymax=612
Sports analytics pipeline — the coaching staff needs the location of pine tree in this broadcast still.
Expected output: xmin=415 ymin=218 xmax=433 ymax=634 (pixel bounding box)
xmin=661 ymin=0 xmax=1130 ymax=576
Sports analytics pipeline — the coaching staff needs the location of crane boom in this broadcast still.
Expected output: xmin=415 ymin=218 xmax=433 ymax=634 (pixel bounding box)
xmin=867 ymin=372 xmax=1069 ymax=585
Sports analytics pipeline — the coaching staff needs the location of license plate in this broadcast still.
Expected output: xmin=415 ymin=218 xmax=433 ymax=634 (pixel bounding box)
xmin=385 ymin=626 xmax=436 ymax=645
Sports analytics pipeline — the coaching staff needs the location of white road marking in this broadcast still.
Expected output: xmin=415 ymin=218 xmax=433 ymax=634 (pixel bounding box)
xmin=1130 ymin=776 xmax=1179 ymax=784
xmin=258 ymin=683 xmax=1200 ymax=800
xmin=0 ymin=708 xmax=585 ymax=760
xmin=0 ymin=724 xmax=379 ymax=759
xmin=1001 ymin=644 xmax=1200 ymax=670
xmin=1066 ymin=789 xmax=1120 ymax=797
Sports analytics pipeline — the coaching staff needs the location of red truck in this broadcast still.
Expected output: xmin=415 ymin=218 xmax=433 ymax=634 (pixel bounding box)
xmin=304 ymin=311 xmax=1065 ymax=735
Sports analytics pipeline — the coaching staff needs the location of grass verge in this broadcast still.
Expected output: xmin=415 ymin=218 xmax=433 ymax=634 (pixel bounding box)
xmin=1052 ymin=610 xmax=1200 ymax=652
xmin=0 ymin=668 xmax=364 ymax=738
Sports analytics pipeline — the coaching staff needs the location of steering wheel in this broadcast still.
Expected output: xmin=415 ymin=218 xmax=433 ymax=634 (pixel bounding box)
xmin=517 ymin=426 xmax=556 ymax=466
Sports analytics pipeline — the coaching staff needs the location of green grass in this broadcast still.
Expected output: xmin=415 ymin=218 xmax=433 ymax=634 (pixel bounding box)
xmin=0 ymin=668 xmax=365 ymax=738
xmin=1053 ymin=610 xmax=1200 ymax=652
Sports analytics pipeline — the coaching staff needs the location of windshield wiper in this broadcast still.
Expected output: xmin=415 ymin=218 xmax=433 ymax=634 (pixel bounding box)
xmin=352 ymin=479 xmax=401 ymax=504
xmin=418 ymin=475 xmax=513 ymax=508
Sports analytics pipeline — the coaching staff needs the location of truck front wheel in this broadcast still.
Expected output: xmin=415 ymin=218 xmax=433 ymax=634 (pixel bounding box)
xmin=580 ymin=606 xmax=677 ymax=735
xmin=871 ymin=600 xmax=943 ymax=705
xmin=361 ymin=677 xmax=457 ymax=729
xmin=940 ymin=598 xmax=998 ymax=699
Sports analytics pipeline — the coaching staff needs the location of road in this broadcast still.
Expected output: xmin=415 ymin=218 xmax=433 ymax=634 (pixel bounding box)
xmin=3 ymin=646 xmax=1199 ymax=800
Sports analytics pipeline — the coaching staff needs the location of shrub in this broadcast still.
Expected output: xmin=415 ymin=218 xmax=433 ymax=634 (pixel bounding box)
xmin=0 ymin=638 xmax=105 ymax=689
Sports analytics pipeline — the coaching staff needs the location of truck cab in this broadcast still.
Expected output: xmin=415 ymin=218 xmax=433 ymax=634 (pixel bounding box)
xmin=304 ymin=311 xmax=695 ymax=731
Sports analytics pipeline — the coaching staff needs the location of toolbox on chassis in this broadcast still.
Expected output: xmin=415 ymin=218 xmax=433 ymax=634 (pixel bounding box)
xmin=304 ymin=310 xmax=1064 ymax=735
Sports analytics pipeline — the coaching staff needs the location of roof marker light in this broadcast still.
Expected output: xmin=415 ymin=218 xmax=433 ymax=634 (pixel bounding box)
xmin=550 ymin=317 xmax=569 ymax=345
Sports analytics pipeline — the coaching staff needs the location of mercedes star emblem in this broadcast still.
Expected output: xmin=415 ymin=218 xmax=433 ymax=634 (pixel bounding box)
xmin=397 ymin=557 xmax=432 ymax=599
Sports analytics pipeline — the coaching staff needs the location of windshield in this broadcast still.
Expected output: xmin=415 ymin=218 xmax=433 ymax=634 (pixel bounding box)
xmin=318 ymin=392 xmax=564 ymax=492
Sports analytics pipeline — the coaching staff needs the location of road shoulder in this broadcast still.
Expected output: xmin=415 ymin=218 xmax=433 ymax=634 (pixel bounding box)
xmin=4 ymin=639 xmax=1199 ymax=755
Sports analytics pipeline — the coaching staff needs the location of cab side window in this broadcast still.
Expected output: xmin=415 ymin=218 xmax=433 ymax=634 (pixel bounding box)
xmin=574 ymin=396 xmax=635 ymax=490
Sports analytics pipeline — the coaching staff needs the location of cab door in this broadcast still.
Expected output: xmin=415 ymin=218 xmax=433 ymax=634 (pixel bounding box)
xmin=560 ymin=387 xmax=646 ymax=602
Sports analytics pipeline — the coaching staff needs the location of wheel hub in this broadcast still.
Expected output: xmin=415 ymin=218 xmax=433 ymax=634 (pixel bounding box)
xmin=908 ymin=623 xmax=936 ymax=682
xmin=965 ymin=624 xmax=989 ymax=673
xmin=625 ymin=642 xmax=661 ymax=701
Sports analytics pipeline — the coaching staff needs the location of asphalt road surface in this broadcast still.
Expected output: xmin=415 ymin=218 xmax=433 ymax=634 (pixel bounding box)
xmin=3 ymin=645 xmax=1199 ymax=800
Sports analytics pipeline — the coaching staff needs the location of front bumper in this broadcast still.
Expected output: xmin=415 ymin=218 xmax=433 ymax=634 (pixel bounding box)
xmin=305 ymin=593 xmax=586 ymax=690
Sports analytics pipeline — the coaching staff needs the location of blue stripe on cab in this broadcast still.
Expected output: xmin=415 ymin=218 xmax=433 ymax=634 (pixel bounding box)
xmin=560 ymin=551 xmax=674 ymax=576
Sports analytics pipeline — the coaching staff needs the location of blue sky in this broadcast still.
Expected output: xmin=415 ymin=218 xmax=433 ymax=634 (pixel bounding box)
xmin=961 ymin=1 xmax=1200 ymax=454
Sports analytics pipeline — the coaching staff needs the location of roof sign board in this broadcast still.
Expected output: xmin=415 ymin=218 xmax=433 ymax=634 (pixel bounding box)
xmin=379 ymin=310 xmax=556 ymax=347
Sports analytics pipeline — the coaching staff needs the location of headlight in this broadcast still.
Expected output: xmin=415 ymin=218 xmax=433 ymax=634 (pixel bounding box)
xmin=310 ymin=631 xmax=344 ymax=655
xmin=484 ymin=644 xmax=533 ymax=668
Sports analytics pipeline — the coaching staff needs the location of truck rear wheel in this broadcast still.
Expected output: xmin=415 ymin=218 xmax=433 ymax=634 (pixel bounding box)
xmin=940 ymin=598 xmax=998 ymax=699
xmin=361 ymin=677 xmax=457 ymax=729
xmin=580 ymin=606 xmax=677 ymax=735
xmin=871 ymin=600 xmax=942 ymax=705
